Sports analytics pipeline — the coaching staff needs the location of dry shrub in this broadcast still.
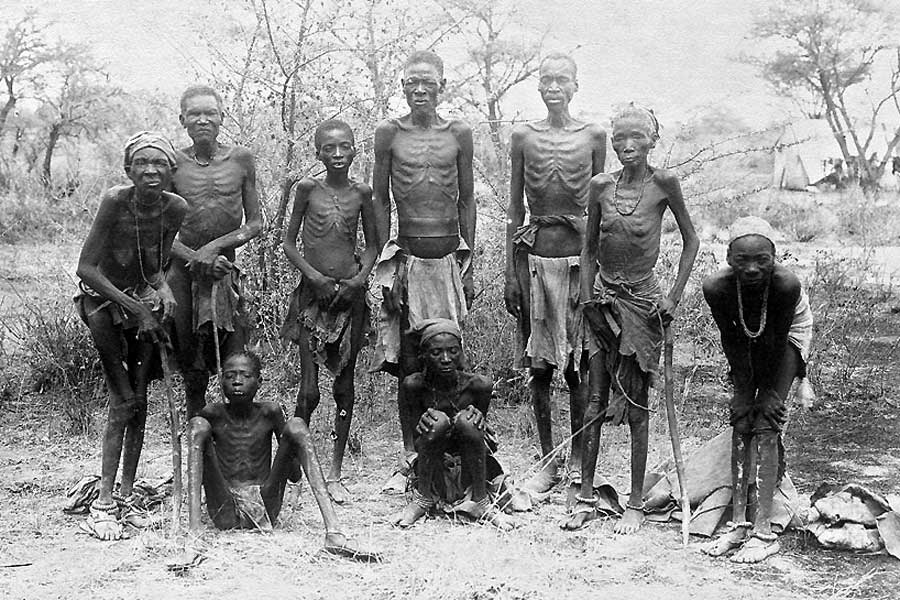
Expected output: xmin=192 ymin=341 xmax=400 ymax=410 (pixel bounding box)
xmin=1 ymin=296 xmax=105 ymax=432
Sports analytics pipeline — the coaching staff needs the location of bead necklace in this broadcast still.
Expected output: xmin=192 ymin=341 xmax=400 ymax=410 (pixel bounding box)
xmin=132 ymin=191 xmax=164 ymax=286
xmin=736 ymin=277 xmax=769 ymax=339
xmin=613 ymin=168 xmax=651 ymax=216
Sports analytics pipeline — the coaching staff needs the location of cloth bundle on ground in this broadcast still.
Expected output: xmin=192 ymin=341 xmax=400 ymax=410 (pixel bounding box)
xmin=65 ymin=475 xmax=172 ymax=540
xmin=804 ymin=483 xmax=900 ymax=559
xmin=640 ymin=429 xmax=802 ymax=537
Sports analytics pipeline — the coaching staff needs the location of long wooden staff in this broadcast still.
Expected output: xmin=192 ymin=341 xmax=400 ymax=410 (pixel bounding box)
xmin=157 ymin=342 xmax=182 ymax=537
xmin=210 ymin=280 xmax=223 ymax=390
xmin=663 ymin=325 xmax=690 ymax=546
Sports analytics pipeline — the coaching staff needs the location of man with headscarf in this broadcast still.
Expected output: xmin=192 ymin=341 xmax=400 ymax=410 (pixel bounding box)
xmin=700 ymin=216 xmax=813 ymax=563
xmin=392 ymin=319 xmax=512 ymax=530
xmin=169 ymin=85 xmax=262 ymax=418
xmin=75 ymin=131 xmax=187 ymax=540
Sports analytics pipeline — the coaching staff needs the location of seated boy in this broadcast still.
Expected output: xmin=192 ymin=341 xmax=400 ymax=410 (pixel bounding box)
xmin=187 ymin=351 xmax=381 ymax=562
xmin=392 ymin=319 xmax=512 ymax=530
xmin=281 ymin=119 xmax=377 ymax=504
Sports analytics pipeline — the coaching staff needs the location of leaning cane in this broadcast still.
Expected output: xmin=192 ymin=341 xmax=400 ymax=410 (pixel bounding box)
xmin=663 ymin=325 xmax=691 ymax=547
xmin=157 ymin=342 xmax=182 ymax=537
xmin=210 ymin=280 xmax=223 ymax=391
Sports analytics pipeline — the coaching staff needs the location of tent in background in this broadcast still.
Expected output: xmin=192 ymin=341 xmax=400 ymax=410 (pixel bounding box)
xmin=773 ymin=119 xmax=841 ymax=190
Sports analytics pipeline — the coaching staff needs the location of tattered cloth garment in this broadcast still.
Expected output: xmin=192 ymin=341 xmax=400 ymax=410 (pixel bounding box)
xmin=192 ymin=268 xmax=246 ymax=333
xmin=74 ymin=282 xmax=167 ymax=379
xmin=512 ymin=215 xmax=585 ymax=370
xmin=641 ymin=429 xmax=802 ymax=537
xmin=369 ymin=239 xmax=470 ymax=372
xmin=788 ymin=286 xmax=813 ymax=362
xmin=805 ymin=483 xmax=900 ymax=559
xmin=280 ymin=274 xmax=366 ymax=376
xmin=582 ymin=271 xmax=663 ymax=425
xmin=224 ymin=483 xmax=273 ymax=531
xmin=519 ymin=255 xmax=583 ymax=371
xmin=407 ymin=438 xmax=508 ymax=518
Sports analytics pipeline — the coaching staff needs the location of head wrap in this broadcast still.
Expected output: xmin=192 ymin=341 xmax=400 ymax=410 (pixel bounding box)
xmin=417 ymin=318 xmax=462 ymax=346
xmin=614 ymin=102 xmax=660 ymax=139
xmin=123 ymin=131 xmax=177 ymax=169
xmin=728 ymin=216 xmax=778 ymax=249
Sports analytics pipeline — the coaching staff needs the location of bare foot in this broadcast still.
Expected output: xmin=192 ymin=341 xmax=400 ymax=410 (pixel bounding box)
xmin=323 ymin=532 xmax=383 ymax=563
xmin=701 ymin=526 xmax=750 ymax=557
xmin=381 ymin=454 xmax=415 ymax=494
xmin=521 ymin=461 xmax=561 ymax=495
xmin=563 ymin=468 xmax=582 ymax=511
xmin=392 ymin=502 xmax=427 ymax=528
xmin=82 ymin=503 xmax=122 ymax=541
xmin=614 ymin=506 xmax=644 ymax=535
xmin=560 ymin=502 xmax=597 ymax=531
xmin=326 ymin=479 xmax=351 ymax=504
xmin=730 ymin=535 xmax=780 ymax=564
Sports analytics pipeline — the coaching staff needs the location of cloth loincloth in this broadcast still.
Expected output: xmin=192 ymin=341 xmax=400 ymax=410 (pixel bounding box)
xmin=517 ymin=254 xmax=583 ymax=370
xmin=280 ymin=275 xmax=367 ymax=376
xmin=582 ymin=271 xmax=663 ymax=425
xmin=221 ymin=483 xmax=272 ymax=531
xmin=788 ymin=286 xmax=813 ymax=363
xmin=192 ymin=268 xmax=246 ymax=333
xmin=510 ymin=214 xmax=586 ymax=249
xmin=369 ymin=239 xmax=470 ymax=372
xmin=74 ymin=282 xmax=165 ymax=379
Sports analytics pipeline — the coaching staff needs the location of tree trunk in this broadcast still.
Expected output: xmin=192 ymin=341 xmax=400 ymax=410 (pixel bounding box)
xmin=0 ymin=94 xmax=17 ymax=144
xmin=41 ymin=122 xmax=61 ymax=190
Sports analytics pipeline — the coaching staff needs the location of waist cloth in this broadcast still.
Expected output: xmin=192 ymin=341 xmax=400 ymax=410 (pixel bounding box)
xmin=582 ymin=270 xmax=663 ymax=426
xmin=167 ymin=259 xmax=247 ymax=333
xmin=74 ymin=281 xmax=164 ymax=379
xmin=512 ymin=215 xmax=585 ymax=370
xmin=369 ymin=238 xmax=470 ymax=372
xmin=220 ymin=483 xmax=272 ymax=531
xmin=280 ymin=273 xmax=368 ymax=376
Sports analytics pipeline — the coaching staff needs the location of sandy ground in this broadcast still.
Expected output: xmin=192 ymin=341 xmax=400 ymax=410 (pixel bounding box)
xmin=1 ymin=240 xmax=899 ymax=599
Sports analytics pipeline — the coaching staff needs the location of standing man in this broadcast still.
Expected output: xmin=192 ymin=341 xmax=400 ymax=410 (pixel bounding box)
xmin=505 ymin=52 xmax=606 ymax=497
xmin=169 ymin=85 xmax=262 ymax=417
xmin=370 ymin=50 xmax=475 ymax=489
xmin=701 ymin=217 xmax=812 ymax=563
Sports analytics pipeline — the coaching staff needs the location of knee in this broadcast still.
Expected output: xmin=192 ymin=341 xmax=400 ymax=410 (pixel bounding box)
xmin=332 ymin=375 xmax=354 ymax=405
xmin=283 ymin=418 xmax=312 ymax=445
xmin=453 ymin=415 xmax=484 ymax=445
xmin=531 ymin=366 xmax=553 ymax=384
xmin=628 ymin=406 xmax=649 ymax=426
xmin=190 ymin=416 xmax=211 ymax=439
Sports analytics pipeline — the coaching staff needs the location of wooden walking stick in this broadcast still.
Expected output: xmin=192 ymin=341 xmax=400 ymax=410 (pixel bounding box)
xmin=663 ymin=325 xmax=690 ymax=547
xmin=157 ymin=342 xmax=182 ymax=537
xmin=210 ymin=280 xmax=224 ymax=390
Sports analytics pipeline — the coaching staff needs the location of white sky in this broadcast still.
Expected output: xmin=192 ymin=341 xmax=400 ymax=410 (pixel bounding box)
xmin=9 ymin=0 xmax=795 ymax=127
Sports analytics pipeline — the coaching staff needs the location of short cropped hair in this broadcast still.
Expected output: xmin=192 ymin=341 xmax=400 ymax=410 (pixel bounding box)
xmin=223 ymin=350 xmax=262 ymax=377
xmin=314 ymin=119 xmax=355 ymax=150
xmin=180 ymin=85 xmax=223 ymax=114
xmin=613 ymin=103 xmax=660 ymax=141
xmin=404 ymin=50 xmax=444 ymax=78
xmin=540 ymin=52 xmax=578 ymax=78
